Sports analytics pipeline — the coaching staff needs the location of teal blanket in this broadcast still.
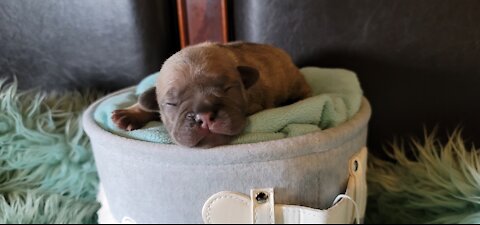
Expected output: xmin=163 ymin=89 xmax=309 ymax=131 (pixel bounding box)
xmin=94 ymin=67 xmax=363 ymax=144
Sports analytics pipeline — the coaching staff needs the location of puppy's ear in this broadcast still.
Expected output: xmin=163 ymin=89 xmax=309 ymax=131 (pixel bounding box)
xmin=138 ymin=87 xmax=159 ymax=112
xmin=237 ymin=66 xmax=259 ymax=89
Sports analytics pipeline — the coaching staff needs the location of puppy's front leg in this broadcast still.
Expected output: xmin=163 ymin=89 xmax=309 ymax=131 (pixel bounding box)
xmin=111 ymin=103 xmax=160 ymax=131
xmin=112 ymin=87 xmax=160 ymax=131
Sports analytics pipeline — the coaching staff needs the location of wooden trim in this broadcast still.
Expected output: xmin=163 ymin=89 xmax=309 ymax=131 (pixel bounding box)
xmin=176 ymin=0 xmax=229 ymax=48
xmin=176 ymin=0 xmax=189 ymax=48
xmin=220 ymin=0 xmax=229 ymax=44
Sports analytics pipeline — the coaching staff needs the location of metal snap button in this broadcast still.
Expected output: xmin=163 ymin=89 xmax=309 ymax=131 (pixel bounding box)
xmin=255 ymin=192 xmax=269 ymax=204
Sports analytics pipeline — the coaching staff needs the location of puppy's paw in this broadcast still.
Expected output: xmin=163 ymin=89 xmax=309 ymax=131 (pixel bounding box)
xmin=111 ymin=109 xmax=148 ymax=131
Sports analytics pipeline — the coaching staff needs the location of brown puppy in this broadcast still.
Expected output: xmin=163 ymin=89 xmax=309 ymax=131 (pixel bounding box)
xmin=112 ymin=41 xmax=311 ymax=148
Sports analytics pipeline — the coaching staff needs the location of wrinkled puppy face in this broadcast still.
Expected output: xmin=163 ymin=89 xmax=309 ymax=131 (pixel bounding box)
xmin=157 ymin=61 xmax=258 ymax=148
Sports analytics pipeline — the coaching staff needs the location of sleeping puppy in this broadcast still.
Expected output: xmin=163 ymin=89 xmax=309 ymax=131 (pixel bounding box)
xmin=112 ymin=41 xmax=311 ymax=148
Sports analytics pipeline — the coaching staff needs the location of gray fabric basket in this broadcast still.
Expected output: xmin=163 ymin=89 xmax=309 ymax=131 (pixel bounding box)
xmin=83 ymin=87 xmax=372 ymax=224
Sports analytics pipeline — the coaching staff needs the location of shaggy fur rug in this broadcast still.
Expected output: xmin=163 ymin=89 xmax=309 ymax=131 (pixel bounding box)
xmin=1 ymin=80 xmax=479 ymax=224
xmin=366 ymin=130 xmax=480 ymax=223
xmin=0 ymin=80 xmax=101 ymax=223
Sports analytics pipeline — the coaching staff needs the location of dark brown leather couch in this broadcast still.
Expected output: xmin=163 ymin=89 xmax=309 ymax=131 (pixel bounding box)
xmin=232 ymin=0 xmax=480 ymax=153
xmin=0 ymin=0 xmax=179 ymax=91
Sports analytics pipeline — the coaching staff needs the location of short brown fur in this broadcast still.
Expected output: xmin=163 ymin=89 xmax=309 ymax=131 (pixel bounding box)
xmin=112 ymin=41 xmax=311 ymax=148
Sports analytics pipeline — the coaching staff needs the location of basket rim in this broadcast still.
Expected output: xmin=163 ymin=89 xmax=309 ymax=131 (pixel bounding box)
xmin=82 ymin=87 xmax=371 ymax=165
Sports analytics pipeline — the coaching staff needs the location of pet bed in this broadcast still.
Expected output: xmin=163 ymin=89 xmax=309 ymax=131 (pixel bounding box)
xmin=82 ymin=67 xmax=371 ymax=223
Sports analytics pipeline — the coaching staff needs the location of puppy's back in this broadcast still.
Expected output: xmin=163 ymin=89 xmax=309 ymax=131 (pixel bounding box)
xmin=222 ymin=42 xmax=312 ymax=109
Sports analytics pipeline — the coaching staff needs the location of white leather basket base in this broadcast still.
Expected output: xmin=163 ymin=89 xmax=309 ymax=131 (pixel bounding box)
xmin=83 ymin=88 xmax=372 ymax=224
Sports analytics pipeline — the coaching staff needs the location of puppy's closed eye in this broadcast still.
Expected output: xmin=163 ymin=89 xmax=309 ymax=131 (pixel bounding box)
xmin=224 ymin=84 xmax=240 ymax=93
xmin=165 ymin=103 xmax=178 ymax=107
xmin=224 ymin=86 xmax=234 ymax=92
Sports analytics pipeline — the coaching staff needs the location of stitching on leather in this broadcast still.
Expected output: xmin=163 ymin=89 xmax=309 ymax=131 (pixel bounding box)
xmin=205 ymin=195 xmax=249 ymax=223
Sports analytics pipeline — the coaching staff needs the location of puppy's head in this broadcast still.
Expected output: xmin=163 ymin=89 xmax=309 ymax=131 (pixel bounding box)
xmin=156 ymin=44 xmax=259 ymax=148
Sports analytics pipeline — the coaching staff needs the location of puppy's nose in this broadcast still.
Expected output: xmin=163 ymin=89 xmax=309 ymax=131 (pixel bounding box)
xmin=195 ymin=112 xmax=215 ymax=129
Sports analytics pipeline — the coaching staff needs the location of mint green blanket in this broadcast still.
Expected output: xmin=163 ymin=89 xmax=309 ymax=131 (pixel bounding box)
xmin=93 ymin=67 xmax=363 ymax=144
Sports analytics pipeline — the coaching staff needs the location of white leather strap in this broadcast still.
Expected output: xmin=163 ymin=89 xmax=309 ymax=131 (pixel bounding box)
xmin=202 ymin=147 xmax=368 ymax=224
xmin=351 ymin=148 xmax=367 ymax=221
xmin=251 ymin=188 xmax=275 ymax=224
xmin=202 ymin=191 xmax=251 ymax=224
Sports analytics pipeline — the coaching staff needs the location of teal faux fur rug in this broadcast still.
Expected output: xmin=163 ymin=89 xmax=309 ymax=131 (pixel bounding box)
xmin=1 ymin=79 xmax=479 ymax=224
xmin=366 ymin=130 xmax=480 ymax=224
xmin=0 ymin=80 xmax=102 ymax=223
